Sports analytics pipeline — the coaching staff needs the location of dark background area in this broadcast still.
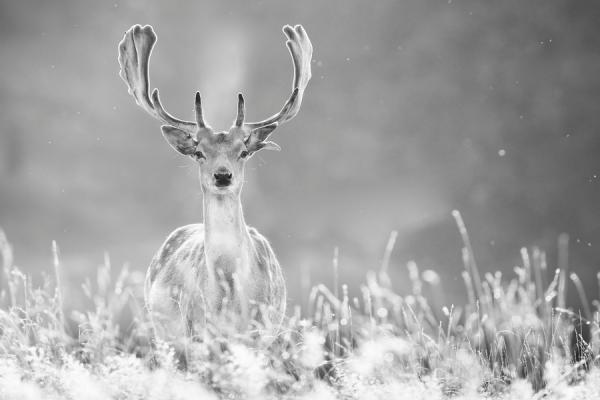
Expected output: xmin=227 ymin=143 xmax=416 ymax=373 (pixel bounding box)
xmin=1 ymin=0 xmax=599 ymax=310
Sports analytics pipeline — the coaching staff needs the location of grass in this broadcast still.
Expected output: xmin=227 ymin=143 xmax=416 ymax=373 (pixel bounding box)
xmin=0 ymin=211 xmax=598 ymax=399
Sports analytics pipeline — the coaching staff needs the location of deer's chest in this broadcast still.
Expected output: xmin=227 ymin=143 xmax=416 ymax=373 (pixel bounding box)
xmin=203 ymin=236 xmax=262 ymax=295
xmin=204 ymin=232 xmax=250 ymax=273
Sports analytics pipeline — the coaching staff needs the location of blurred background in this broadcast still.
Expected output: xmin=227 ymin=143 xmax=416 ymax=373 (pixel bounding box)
xmin=1 ymin=0 xmax=599 ymax=311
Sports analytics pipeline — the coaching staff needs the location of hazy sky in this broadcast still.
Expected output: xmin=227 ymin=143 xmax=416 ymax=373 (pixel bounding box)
xmin=1 ymin=0 xmax=599 ymax=309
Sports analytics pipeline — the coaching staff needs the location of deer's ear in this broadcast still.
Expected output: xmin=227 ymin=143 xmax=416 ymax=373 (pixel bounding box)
xmin=256 ymin=141 xmax=281 ymax=152
xmin=245 ymin=123 xmax=279 ymax=153
xmin=161 ymin=125 xmax=197 ymax=155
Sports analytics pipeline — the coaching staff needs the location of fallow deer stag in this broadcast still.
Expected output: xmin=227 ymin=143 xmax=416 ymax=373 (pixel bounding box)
xmin=117 ymin=24 xmax=312 ymax=340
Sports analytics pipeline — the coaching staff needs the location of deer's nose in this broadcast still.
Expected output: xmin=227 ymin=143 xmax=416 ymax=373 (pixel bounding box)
xmin=214 ymin=169 xmax=233 ymax=187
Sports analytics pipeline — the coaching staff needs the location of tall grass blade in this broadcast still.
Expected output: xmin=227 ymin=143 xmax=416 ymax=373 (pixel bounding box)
xmin=452 ymin=210 xmax=483 ymax=307
xmin=0 ymin=228 xmax=15 ymax=308
xmin=557 ymin=233 xmax=569 ymax=309
xmin=569 ymin=273 xmax=592 ymax=320
xmin=379 ymin=230 xmax=397 ymax=289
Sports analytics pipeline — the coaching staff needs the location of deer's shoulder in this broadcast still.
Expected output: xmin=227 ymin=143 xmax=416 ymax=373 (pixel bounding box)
xmin=159 ymin=224 xmax=205 ymax=259
xmin=247 ymin=225 xmax=270 ymax=248
xmin=163 ymin=223 xmax=204 ymax=246
xmin=247 ymin=226 xmax=286 ymax=311
xmin=148 ymin=224 xmax=205 ymax=277
xmin=247 ymin=226 xmax=278 ymax=263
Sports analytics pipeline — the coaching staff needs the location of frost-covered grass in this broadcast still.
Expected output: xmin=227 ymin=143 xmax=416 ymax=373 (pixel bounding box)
xmin=0 ymin=213 xmax=598 ymax=399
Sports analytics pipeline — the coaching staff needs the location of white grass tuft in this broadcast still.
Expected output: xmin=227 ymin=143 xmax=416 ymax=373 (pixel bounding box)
xmin=0 ymin=224 xmax=598 ymax=399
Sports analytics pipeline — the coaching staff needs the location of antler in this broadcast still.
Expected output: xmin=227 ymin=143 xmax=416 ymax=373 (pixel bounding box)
xmin=235 ymin=93 xmax=245 ymax=127
xmin=118 ymin=25 xmax=199 ymax=133
xmin=119 ymin=23 xmax=311 ymax=153
xmin=244 ymin=25 xmax=312 ymax=129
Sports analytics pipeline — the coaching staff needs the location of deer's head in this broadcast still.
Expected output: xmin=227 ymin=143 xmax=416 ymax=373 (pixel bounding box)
xmin=118 ymin=25 xmax=312 ymax=195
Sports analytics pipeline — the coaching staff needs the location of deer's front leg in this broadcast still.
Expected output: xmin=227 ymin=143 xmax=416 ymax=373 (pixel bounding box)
xmin=146 ymin=281 xmax=193 ymax=341
xmin=146 ymin=269 xmax=210 ymax=340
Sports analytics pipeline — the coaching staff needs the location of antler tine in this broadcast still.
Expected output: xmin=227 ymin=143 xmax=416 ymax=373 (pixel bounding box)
xmin=244 ymin=24 xmax=312 ymax=129
xmin=235 ymin=93 xmax=245 ymax=127
xmin=118 ymin=25 xmax=197 ymax=132
xmin=195 ymin=92 xmax=206 ymax=128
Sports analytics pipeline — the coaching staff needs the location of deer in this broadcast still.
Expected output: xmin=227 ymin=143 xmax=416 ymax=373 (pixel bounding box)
xmin=117 ymin=24 xmax=312 ymax=342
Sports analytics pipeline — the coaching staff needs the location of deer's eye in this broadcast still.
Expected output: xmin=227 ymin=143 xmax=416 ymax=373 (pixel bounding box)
xmin=239 ymin=150 xmax=249 ymax=159
xmin=194 ymin=150 xmax=205 ymax=160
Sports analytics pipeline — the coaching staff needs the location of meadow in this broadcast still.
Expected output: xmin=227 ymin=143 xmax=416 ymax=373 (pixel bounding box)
xmin=0 ymin=211 xmax=598 ymax=399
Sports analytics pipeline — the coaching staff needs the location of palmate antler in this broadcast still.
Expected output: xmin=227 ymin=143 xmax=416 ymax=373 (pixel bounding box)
xmin=118 ymin=25 xmax=200 ymax=134
xmin=240 ymin=24 xmax=313 ymax=152
xmin=244 ymin=25 xmax=313 ymax=129
xmin=118 ymin=24 xmax=312 ymax=151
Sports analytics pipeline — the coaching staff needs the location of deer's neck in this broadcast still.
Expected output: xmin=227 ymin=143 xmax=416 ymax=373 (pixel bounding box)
xmin=202 ymin=192 xmax=251 ymax=274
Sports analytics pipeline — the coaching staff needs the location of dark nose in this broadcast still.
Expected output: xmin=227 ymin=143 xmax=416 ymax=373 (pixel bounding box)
xmin=214 ymin=169 xmax=232 ymax=187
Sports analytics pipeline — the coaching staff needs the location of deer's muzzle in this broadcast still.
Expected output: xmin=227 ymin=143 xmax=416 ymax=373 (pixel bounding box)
xmin=214 ymin=169 xmax=233 ymax=187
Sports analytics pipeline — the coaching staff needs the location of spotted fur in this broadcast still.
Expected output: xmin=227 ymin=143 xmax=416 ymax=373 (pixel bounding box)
xmin=144 ymin=224 xmax=286 ymax=340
